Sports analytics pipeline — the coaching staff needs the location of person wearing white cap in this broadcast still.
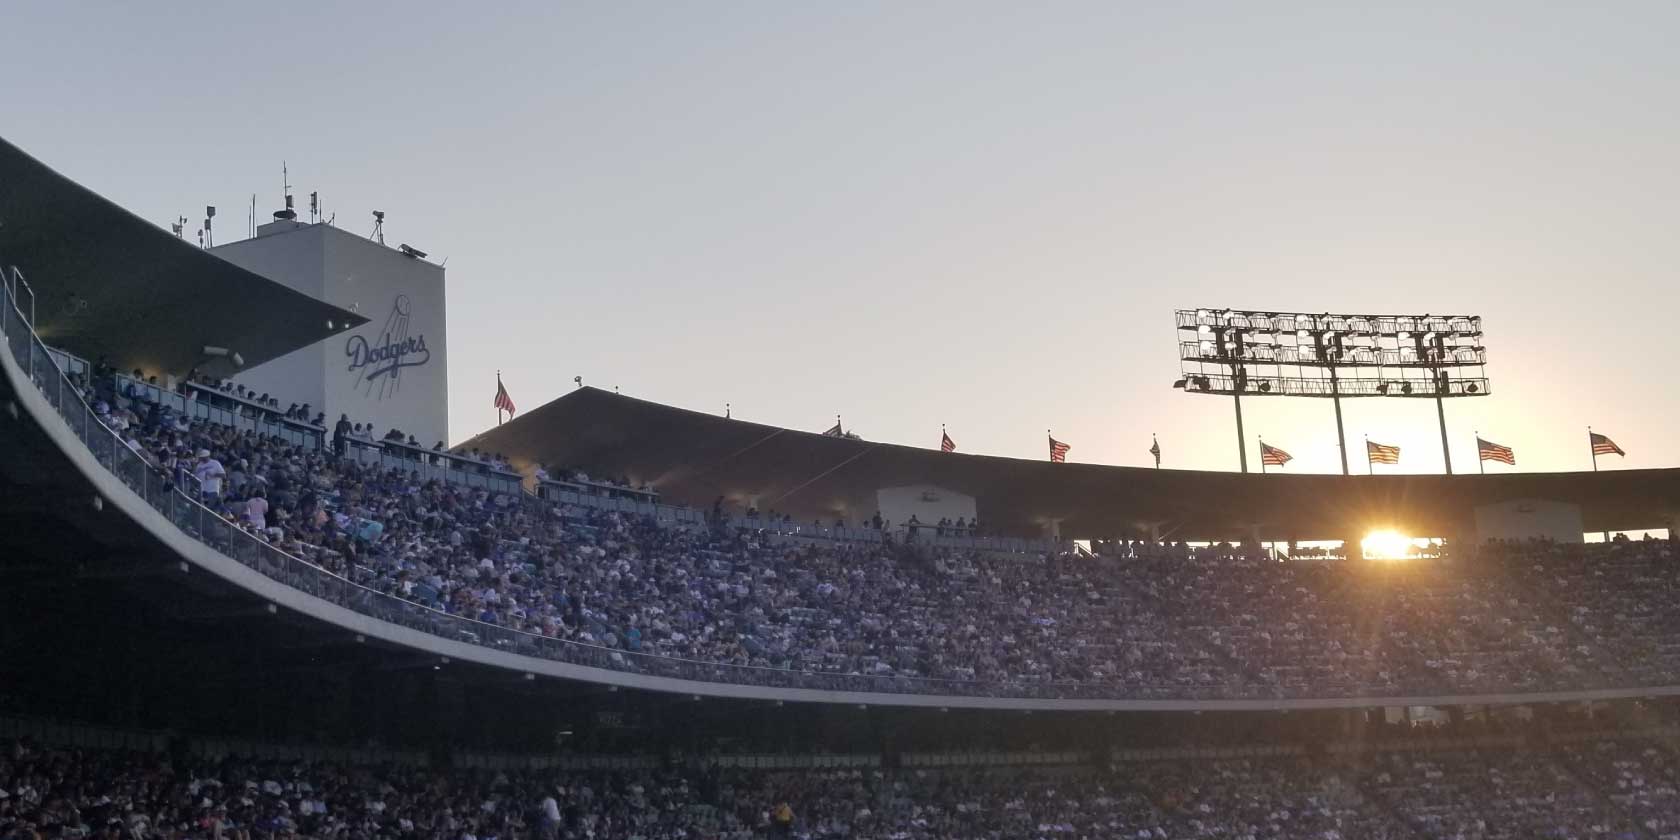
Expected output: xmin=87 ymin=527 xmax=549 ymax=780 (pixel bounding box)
xmin=194 ymin=448 xmax=226 ymax=502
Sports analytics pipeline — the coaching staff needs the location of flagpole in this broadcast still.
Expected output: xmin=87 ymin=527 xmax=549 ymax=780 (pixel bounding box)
xmin=496 ymin=371 xmax=503 ymax=427
xmin=1475 ymin=431 xmax=1483 ymax=475
xmin=1364 ymin=435 xmax=1371 ymax=475
xmin=1259 ymin=436 xmax=1267 ymax=475
xmin=1589 ymin=427 xmax=1607 ymax=541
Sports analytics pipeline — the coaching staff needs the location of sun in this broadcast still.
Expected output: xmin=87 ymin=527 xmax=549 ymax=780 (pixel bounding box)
xmin=1361 ymin=529 xmax=1416 ymax=560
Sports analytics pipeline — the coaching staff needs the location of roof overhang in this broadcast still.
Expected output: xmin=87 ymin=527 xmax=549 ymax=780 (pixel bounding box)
xmin=0 ymin=136 xmax=367 ymax=375
xmin=459 ymin=388 xmax=1680 ymax=540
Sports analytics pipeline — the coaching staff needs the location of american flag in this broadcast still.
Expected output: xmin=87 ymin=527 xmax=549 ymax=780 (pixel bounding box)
xmin=941 ymin=430 xmax=956 ymax=453
xmin=1149 ymin=437 xmax=1161 ymax=467
xmin=1048 ymin=435 xmax=1070 ymax=463
xmin=1260 ymin=442 xmax=1293 ymax=467
xmin=822 ymin=421 xmax=844 ymax=437
xmin=1366 ymin=440 xmax=1401 ymax=465
xmin=1590 ymin=431 xmax=1625 ymax=457
xmin=493 ymin=376 xmax=516 ymax=416
xmin=1477 ymin=437 xmax=1515 ymax=465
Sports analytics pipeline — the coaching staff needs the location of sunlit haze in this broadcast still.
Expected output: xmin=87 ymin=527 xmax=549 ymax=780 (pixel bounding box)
xmin=5 ymin=2 xmax=1677 ymax=473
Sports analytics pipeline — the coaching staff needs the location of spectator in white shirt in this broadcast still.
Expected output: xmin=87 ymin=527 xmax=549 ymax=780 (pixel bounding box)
xmin=245 ymin=488 xmax=269 ymax=530
xmin=194 ymin=449 xmax=226 ymax=501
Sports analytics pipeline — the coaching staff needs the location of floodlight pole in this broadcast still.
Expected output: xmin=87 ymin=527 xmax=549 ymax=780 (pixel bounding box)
xmin=1233 ymin=391 xmax=1249 ymax=473
xmin=1435 ymin=384 xmax=1453 ymax=475
xmin=1329 ymin=367 xmax=1349 ymax=475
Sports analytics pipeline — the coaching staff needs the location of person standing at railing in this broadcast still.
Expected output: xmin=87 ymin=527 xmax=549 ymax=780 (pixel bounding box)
xmin=244 ymin=487 xmax=269 ymax=531
xmin=332 ymin=414 xmax=351 ymax=457
xmin=194 ymin=448 xmax=226 ymax=502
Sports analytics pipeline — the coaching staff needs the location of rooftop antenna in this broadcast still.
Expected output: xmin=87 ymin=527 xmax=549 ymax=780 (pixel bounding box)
xmin=370 ymin=210 xmax=385 ymax=244
xmin=309 ymin=191 xmax=319 ymax=224
xmin=248 ymin=194 xmax=255 ymax=239
xmin=271 ymin=164 xmax=298 ymax=223
xmin=204 ymin=205 xmax=215 ymax=247
xmin=171 ymin=215 xmax=186 ymax=238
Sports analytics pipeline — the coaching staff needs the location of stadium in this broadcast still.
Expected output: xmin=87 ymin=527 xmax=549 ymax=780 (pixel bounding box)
xmin=6 ymin=125 xmax=1680 ymax=839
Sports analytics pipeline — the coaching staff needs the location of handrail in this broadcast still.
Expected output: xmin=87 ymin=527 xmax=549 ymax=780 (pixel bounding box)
xmin=5 ymin=265 xmax=35 ymax=329
xmin=0 ymin=277 xmax=1672 ymax=705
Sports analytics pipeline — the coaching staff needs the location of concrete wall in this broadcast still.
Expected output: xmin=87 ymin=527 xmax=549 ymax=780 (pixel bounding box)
xmin=207 ymin=223 xmax=328 ymax=414
xmin=876 ymin=484 xmax=978 ymax=530
xmin=1473 ymin=498 xmax=1585 ymax=544
xmin=213 ymin=221 xmax=448 ymax=445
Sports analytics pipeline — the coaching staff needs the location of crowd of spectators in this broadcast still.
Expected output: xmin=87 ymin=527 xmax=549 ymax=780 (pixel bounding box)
xmin=11 ymin=735 xmax=1680 ymax=839
xmin=45 ymin=368 xmax=1680 ymax=702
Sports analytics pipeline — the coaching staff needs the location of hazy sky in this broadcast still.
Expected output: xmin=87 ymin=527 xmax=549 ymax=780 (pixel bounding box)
xmin=4 ymin=2 xmax=1677 ymax=474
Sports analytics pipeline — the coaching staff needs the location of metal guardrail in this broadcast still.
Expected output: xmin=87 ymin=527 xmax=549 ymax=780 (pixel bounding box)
xmin=0 ymin=276 xmax=1646 ymax=704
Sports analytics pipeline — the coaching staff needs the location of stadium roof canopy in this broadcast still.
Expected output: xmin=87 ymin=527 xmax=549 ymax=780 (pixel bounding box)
xmin=0 ymin=136 xmax=366 ymax=375
xmin=460 ymin=388 xmax=1680 ymax=541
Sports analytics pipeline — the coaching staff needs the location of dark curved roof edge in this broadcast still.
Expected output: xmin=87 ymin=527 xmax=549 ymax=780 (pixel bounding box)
xmin=0 ymin=135 xmax=367 ymax=375
xmin=460 ymin=387 xmax=1680 ymax=540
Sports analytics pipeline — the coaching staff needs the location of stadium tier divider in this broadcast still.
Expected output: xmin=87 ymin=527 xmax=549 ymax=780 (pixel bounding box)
xmin=0 ymin=714 xmax=172 ymax=755
xmin=900 ymin=751 xmax=1092 ymax=767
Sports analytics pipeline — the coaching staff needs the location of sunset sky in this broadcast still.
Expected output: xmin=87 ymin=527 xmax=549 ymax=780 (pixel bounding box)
xmin=4 ymin=2 xmax=1677 ymax=474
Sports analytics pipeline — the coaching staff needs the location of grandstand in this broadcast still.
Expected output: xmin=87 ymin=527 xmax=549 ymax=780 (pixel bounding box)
xmin=6 ymin=136 xmax=1680 ymax=837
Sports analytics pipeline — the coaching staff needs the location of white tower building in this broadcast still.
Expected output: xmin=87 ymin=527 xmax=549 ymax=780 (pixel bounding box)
xmin=211 ymin=215 xmax=449 ymax=446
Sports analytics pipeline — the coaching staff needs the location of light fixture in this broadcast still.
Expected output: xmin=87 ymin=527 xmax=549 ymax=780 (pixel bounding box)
xmin=398 ymin=244 xmax=427 ymax=259
xmin=1397 ymin=331 xmax=1410 ymax=340
xmin=1198 ymin=324 xmax=1212 ymax=334
xmin=1172 ymin=378 xmax=1187 ymax=389
xmin=1376 ymin=383 xmax=1389 ymax=394
xmin=1466 ymin=383 xmax=1480 ymax=394
xmin=1258 ymin=381 xmax=1272 ymax=393
xmin=1401 ymin=382 xmax=1413 ymax=395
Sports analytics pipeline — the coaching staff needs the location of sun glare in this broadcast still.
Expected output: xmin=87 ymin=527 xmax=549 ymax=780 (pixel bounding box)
xmin=1361 ymin=529 xmax=1417 ymax=561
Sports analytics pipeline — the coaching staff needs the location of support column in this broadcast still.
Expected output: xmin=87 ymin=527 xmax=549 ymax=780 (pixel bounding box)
xmin=1330 ymin=368 xmax=1349 ymax=476
xmin=1233 ymin=393 xmax=1249 ymax=473
xmin=1435 ymin=382 xmax=1453 ymax=475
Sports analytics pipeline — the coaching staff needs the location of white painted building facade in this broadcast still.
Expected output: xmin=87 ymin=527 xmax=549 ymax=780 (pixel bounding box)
xmin=212 ymin=219 xmax=449 ymax=446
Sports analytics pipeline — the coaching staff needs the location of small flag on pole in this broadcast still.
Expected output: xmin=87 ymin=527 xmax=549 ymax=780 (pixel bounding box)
xmin=493 ymin=374 xmax=516 ymax=422
xmin=1260 ymin=442 xmax=1293 ymax=467
xmin=822 ymin=418 xmax=844 ymax=437
xmin=1366 ymin=440 xmax=1401 ymax=465
xmin=1589 ymin=431 xmax=1625 ymax=457
xmin=1149 ymin=435 xmax=1161 ymax=468
xmin=1477 ymin=437 xmax=1515 ymax=465
xmin=940 ymin=428 xmax=956 ymax=452
xmin=1048 ymin=434 xmax=1070 ymax=463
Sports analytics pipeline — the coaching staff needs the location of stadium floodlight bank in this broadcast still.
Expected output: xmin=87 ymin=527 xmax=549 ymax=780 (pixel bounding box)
xmin=1171 ymin=309 xmax=1491 ymax=475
